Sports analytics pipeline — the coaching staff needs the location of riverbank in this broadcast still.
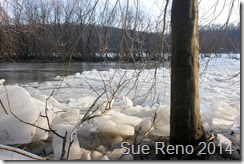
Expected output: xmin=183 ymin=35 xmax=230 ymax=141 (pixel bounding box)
xmin=0 ymin=56 xmax=240 ymax=160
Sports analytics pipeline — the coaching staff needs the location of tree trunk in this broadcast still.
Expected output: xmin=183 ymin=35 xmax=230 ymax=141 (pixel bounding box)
xmin=170 ymin=0 xmax=204 ymax=146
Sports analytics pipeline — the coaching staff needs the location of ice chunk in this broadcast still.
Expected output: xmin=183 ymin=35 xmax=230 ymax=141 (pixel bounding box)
xmin=212 ymin=118 xmax=233 ymax=129
xmin=96 ymin=145 xmax=107 ymax=155
xmin=91 ymin=115 xmax=111 ymax=124
xmin=111 ymin=135 xmax=123 ymax=150
xmin=153 ymin=117 xmax=170 ymax=128
xmin=123 ymin=96 xmax=133 ymax=107
xmin=216 ymin=133 xmax=232 ymax=150
xmin=32 ymin=116 xmax=50 ymax=141
xmin=137 ymin=119 xmax=153 ymax=134
xmin=39 ymin=82 xmax=52 ymax=88
xmin=44 ymin=146 xmax=53 ymax=156
xmin=0 ymin=85 xmax=39 ymax=144
xmin=91 ymin=99 xmax=114 ymax=113
xmin=96 ymin=119 xmax=134 ymax=137
xmin=31 ymin=93 xmax=66 ymax=111
xmin=136 ymin=106 xmax=158 ymax=118
xmin=51 ymin=109 xmax=81 ymax=128
xmin=107 ymin=148 xmax=125 ymax=160
xmin=68 ymin=96 xmax=96 ymax=108
xmin=101 ymin=155 xmax=109 ymax=160
xmin=60 ymin=109 xmax=80 ymax=121
xmin=0 ymin=79 xmax=5 ymax=85
xmin=66 ymin=130 xmax=82 ymax=160
xmin=110 ymin=112 xmax=142 ymax=127
xmin=52 ymin=124 xmax=81 ymax=160
xmin=28 ymin=82 xmax=38 ymax=88
xmin=54 ymin=76 xmax=62 ymax=81
xmin=156 ymin=105 xmax=170 ymax=118
xmin=205 ymin=102 xmax=239 ymax=121
xmin=120 ymin=106 xmax=140 ymax=117
xmin=31 ymin=97 xmax=62 ymax=115
xmin=91 ymin=151 xmax=103 ymax=160
xmin=80 ymin=149 xmax=91 ymax=160
xmin=230 ymin=127 xmax=240 ymax=134
xmin=203 ymin=122 xmax=210 ymax=131
xmin=75 ymin=72 xmax=82 ymax=78
xmin=150 ymin=124 xmax=170 ymax=137
xmin=31 ymin=98 xmax=57 ymax=141
xmin=153 ymin=106 xmax=170 ymax=128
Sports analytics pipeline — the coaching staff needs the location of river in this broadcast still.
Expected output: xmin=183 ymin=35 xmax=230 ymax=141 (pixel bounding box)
xmin=0 ymin=62 xmax=168 ymax=84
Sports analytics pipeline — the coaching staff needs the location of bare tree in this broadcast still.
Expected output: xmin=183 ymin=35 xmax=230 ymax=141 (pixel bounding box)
xmin=170 ymin=0 xmax=204 ymax=147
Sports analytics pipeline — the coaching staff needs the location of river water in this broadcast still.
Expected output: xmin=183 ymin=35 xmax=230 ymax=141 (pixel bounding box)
xmin=0 ymin=62 xmax=167 ymax=84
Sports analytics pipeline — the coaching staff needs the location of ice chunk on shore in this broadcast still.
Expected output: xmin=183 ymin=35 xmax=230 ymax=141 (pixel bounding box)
xmin=204 ymin=102 xmax=239 ymax=121
xmin=153 ymin=106 xmax=170 ymax=128
xmin=107 ymin=148 xmax=125 ymax=160
xmin=68 ymin=96 xmax=96 ymax=108
xmin=31 ymin=98 xmax=57 ymax=141
xmin=80 ymin=149 xmax=91 ymax=160
xmin=0 ymin=85 xmax=39 ymax=144
xmin=101 ymin=155 xmax=109 ymax=160
xmin=137 ymin=119 xmax=153 ymax=134
xmin=52 ymin=124 xmax=81 ymax=160
xmin=215 ymin=133 xmax=240 ymax=160
xmin=54 ymin=75 xmax=62 ymax=81
xmin=91 ymin=151 xmax=103 ymax=160
xmin=203 ymin=122 xmax=211 ymax=131
xmin=123 ymin=96 xmax=133 ymax=107
xmin=212 ymin=118 xmax=233 ymax=129
xmin=120 ymin=106 xmax=141 ymax=116
xmin=156 ymin=105 xmax=170 ymax=118
xmin=30 ymin=92 xmax=66 ymax=111
xmin=216 ymin=133 xmax=232 ymax=150
xmin=91 ymin=99 xmax=114 ymax=113
xmin=110 ymin=112 xmax=142 ymax=127
xmin=32 ymin=116 xmax=50 ymax=141
xmin=75 ymin=72 xmax=82 ymax=78
xmin=60 ymin=108 xmax=80 ymax=121
xmin=96 ymin=119 xmax=134 ymax=137
xmin=150 ymin=124 xmax=170 ymax=137
xmin=0 ymin=79 xmax=5 ymax=85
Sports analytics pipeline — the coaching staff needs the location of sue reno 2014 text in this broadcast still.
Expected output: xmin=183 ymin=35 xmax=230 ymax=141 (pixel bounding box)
xmin=121 ymin=142 xmax=234 ymax=155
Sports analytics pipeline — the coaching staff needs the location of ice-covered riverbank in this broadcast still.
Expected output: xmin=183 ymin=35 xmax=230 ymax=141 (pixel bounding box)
xmin=0 ymin=55 xmax=240 ymax=160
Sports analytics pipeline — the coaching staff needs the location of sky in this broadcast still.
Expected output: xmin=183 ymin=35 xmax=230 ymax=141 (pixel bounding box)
xmin=0 ymin=0 xmax=240 ymax=27
xmin=109 ymin=0 xmax=240 ymax=26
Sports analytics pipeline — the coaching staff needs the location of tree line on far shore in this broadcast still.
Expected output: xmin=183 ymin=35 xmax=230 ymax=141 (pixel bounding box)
xmin=0 ymin=0 xmax=240 ymax=62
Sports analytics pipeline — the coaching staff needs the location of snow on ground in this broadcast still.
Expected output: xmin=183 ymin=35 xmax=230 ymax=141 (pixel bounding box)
xmin=0 ymin=55 xmax=240 ymax=160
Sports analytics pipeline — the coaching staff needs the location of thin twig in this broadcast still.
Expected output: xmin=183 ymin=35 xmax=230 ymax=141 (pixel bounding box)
xmin=0 ymin=98 xmax=8 ymax=115
xmin=0 ymin=144 xmax=52 ymax=160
